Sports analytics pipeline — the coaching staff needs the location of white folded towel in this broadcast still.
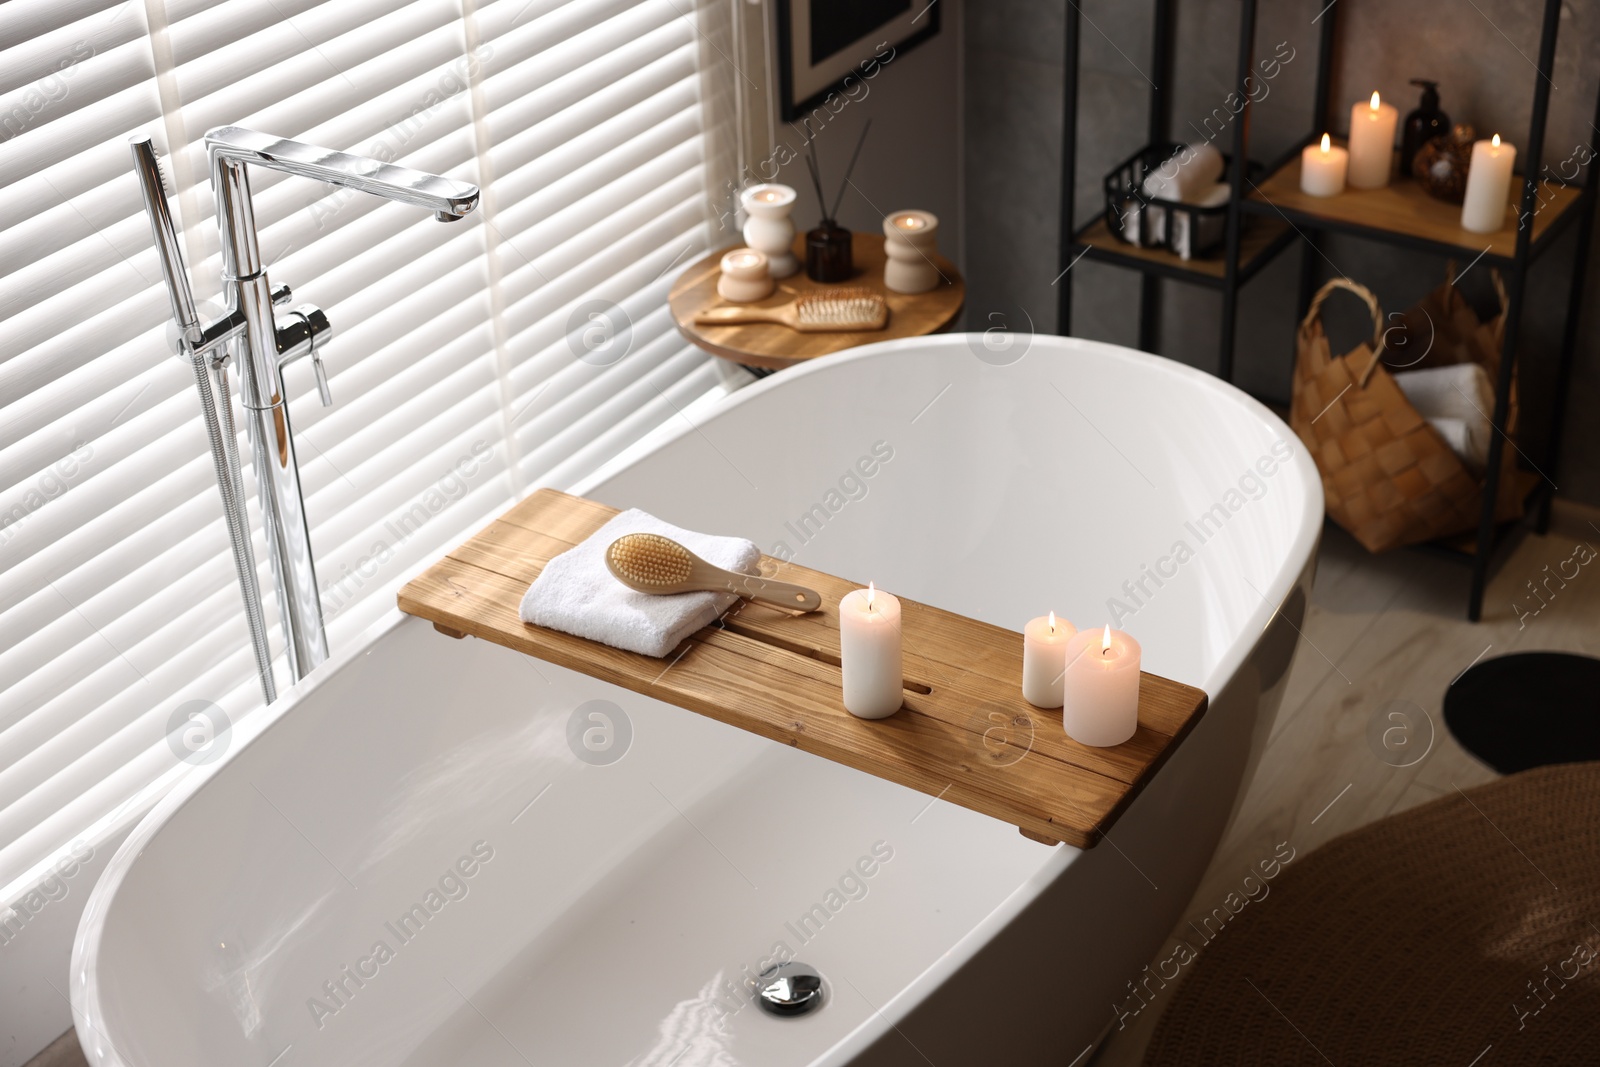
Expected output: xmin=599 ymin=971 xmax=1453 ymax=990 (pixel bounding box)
xmin=1142 ymin=142 xmax=1225 ymax=203
xmin=520 ymin=508 xmax=761 ymax=658
xmin=1394 ymin=363 xmax=1495 ymax=468
xmin=1427 ymin=416 xmax=1475 ymax=466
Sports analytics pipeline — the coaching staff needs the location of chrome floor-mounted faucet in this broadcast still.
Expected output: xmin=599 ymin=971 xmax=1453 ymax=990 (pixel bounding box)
xmin=131 ymin=127 xmax=480 ymax=701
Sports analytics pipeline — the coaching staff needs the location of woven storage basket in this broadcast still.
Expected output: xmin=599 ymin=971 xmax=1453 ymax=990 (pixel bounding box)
xmin=1288 ymin=275 xmax=1524 ymax=553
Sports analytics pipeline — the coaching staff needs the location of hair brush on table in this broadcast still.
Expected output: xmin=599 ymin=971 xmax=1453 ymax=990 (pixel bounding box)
xmin=693 ymin=287 xmax=888 ymax=332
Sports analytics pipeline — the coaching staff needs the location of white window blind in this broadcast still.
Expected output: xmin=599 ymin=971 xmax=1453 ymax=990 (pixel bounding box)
xmin=0 ymin=0 xmax=734 ymax=905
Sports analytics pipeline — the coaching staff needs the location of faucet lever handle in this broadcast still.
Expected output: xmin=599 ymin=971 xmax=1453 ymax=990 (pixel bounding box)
xmin=277 ymin=303 xmax=335 ymax=407
xmin=311 ymin=349 xmax=333 ymax=407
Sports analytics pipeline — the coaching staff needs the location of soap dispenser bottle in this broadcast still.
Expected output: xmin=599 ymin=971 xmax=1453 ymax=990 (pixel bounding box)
xmin=1401 ymin=79 xmax=1450 ymax=177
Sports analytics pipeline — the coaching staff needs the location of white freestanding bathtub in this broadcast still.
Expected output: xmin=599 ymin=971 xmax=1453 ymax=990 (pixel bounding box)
xmin=71 ymin=335 xmax=1321 ymax=1066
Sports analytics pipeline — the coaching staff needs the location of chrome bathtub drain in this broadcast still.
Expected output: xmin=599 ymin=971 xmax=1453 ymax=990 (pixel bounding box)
xmin=755 ymin=962 xmax=824 ymax=1017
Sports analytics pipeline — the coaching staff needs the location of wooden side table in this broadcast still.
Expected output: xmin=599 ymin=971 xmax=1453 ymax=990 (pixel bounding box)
xmin=669 ymin=231 xmax=964 ymax=372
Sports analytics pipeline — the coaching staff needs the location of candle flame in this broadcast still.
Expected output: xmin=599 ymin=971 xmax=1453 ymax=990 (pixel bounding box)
xmin=1102 ymin=624 xmax=1112 ymax=655
xmin=1492 ymin=133 xmax=1501 ymax=149
xmin=1320 ymin=133 xmax=1331 ymax=153
xmin=1048 ymin=610 xmax=1056 ymax=634
xmin=895 ymin=214 xmax=925 ymax=230
xmin=1369 ymin=91 xmax=1380 ymax=111
xmin=759 ymin=190 xmax=779 ymax=201
xmin=867 ymin=581 xmax=875 ymax=611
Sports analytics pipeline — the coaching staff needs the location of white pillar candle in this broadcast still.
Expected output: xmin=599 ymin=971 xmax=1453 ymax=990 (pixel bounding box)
xmin=1461 ymin=133 xmax=1517 ymax=234
xmin=741 ymin=183 xmax=798 ymax=278
xmin=1061 ymin=624 xmax=1141 ymax=748
xmin=716 ymin=248 xmax=773 ymax=303
xmin=839 ymin=583 xmax=903 ymax=719
xmin=1347 ymin=92 xmax=1399 ymax=189
xmin=882 ymin=210 xmax=940 ymax=293
xmin=1300 ymin=133 xmax=1348 ymax=197
xmin=1021 ymin=611 xmax=1077 ymax=708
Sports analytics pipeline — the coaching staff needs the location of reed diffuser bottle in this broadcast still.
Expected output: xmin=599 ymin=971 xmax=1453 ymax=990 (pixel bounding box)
xmin=802 ymin=122 xmax=871 ymax=283
xmin=806 ymin=221 xmax=852 ymax=283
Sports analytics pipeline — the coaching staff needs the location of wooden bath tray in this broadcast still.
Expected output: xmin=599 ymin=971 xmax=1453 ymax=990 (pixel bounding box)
xmin=398 ymin=490 xmax=1207 ymax=848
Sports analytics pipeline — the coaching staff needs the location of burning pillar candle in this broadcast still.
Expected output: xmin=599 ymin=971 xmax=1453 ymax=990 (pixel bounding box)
xmin=716 ymin=248 xmax=773 ymax=303
xmin=839 ymin=583 xmax=903 ymax=719
xmin=1461 ymin=133 xmax=1517 ymax=234
xmin=1347 ymin=91 xmax=1398 ymax=189
xmin=882 ymin=210 xmax=940 ymax=293
xmin=741 ymin=183 xmax=798 ymax=277
xmin=1061 ymin=624 xmax=1141 ymax=747
xmin=1300 ymin=134 xmax=1348 ymax=197
xmin=1021 ymin=611 xmax=1077 ymax=708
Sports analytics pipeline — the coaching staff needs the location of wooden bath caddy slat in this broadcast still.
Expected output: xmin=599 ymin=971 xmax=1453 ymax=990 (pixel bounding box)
xmin=398 ymin=490 xmax=1208 ymax=848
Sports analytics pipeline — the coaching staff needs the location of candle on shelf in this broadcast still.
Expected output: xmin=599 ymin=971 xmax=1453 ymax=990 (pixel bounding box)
xmin=1061 ymin=624 xmax=1141 ymax=748
xmin=1300 ymin=133 xmax=1349 ymax=197
xmin=839 ymin=582 xmax=903 ymax=719
xmin=716 ymin=248 xmax=774 ymax=303
xmin=1460 ymin=133 xmax=1517 ymax=234
xmin=740 ymin=183 xmax=798 ymax=277
xmin=882 ymin=210 xmax=940 ymax=294
xmin=1347 ymin=91 xmax=1399 ymax=189
xmin=1022 ymin=611 xmax=1077 ymax=708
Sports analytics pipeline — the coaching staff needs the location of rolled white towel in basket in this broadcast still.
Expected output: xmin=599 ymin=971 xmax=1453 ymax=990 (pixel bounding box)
xmin=1169 ymin=183 xmax=1231 ymax=260
xmin=1393 ymin=363 xmax=1495 ymax=469
xmin=1141 ymin=142 xmax=1225 ymax=203
xmin=520 ymin=508 xmax=761 ymax=657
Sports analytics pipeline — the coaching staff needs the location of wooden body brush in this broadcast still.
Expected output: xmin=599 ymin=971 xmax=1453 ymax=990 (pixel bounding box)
xmin=693 ymin=287 xmax=887 ymax=332
xmin=605 ymin=533 xmax=822 ymax=612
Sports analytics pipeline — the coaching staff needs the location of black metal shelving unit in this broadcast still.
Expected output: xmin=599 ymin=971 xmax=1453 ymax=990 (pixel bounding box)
xmin=1055 ymin=0 xmax=1599 ymax=621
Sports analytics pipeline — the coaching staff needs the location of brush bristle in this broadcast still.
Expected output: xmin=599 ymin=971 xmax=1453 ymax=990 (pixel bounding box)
xmin=607 ymin=533 xmax=694 ymax=588
xmin=795 ymin=287 xmax=886 ymax=328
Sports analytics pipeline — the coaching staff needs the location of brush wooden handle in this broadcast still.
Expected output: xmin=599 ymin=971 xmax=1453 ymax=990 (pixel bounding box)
xmin=694 ymin=305 xmax=791 ymax=327
xmin=716 ymin=571 xmax=823 ymax=612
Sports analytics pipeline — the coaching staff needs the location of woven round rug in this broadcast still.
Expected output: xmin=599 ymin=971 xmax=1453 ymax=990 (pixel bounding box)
xmin=1142 ymin=763 xmax=1600 ymax=1066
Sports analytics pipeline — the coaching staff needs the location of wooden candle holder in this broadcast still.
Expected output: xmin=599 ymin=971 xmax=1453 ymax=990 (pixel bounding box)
xmin=398 ymin=490 xmax=1208 ymax=848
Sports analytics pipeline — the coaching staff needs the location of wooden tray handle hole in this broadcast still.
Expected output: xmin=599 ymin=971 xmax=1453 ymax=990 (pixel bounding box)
xmin=719 ymin=619 xmax=934 ymax=696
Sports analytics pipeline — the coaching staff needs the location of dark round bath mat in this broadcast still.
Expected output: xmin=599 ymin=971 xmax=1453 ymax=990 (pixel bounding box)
xmin=1444 ymin=652 xmax=1600 ymax=774
xmin=1142 ymin=763 xmax=1600 ymax=1066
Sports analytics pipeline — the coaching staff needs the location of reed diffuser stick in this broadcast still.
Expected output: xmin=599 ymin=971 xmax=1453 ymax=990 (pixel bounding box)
xmin=829 ymin=120 xmax=873 ymax=220
xmin=803 ymin=139 xmax=828 ymax=220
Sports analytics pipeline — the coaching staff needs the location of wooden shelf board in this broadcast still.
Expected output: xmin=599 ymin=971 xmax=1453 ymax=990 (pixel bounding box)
xmin=1247 ymin=146 xmax=1581 ymax=261
xmin=399 ymin=489 xmax=1209 ymax=849
xmin=1072 ymin=214 xmax=1292 ymax=283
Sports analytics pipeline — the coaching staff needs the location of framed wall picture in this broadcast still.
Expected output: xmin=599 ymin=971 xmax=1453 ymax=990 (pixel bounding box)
xmin=775 ymin=0 xmax=940 ymax=122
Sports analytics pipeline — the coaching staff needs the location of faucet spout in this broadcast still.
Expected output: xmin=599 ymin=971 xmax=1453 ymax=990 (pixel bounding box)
xmin=204 ymin=126 xmax=479 ymax=219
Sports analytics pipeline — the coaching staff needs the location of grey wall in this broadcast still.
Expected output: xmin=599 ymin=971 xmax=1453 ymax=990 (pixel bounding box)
xmin=963 ymin=0 xmax=1600 ymax=506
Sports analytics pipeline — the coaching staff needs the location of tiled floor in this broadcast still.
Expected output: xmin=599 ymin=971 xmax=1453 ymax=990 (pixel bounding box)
xmin=27 ymin=502 xmax=1600 ymax=1067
